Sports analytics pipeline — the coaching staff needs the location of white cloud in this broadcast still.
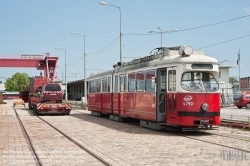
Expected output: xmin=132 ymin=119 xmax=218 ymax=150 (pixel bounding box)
xmin=243 ymin=7 xmax=250 ymax=14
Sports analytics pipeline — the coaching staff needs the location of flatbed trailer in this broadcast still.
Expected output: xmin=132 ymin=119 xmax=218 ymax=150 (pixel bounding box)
xmin=33 ymin=102 xmax=72 ymax=115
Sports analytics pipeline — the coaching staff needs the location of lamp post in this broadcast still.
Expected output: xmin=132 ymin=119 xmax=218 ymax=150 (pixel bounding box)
xmin=148 ymin=28 xmax=178 ymax=47
xmin=54 ymin=47 xmax=67 ymax=102
xmin=70 ymin=32 xmax=87 ymax=104
xmin=100 ymin=1 xmax=122 ymax=63
xmin=219 ymin=60 xmax=231 ymax=66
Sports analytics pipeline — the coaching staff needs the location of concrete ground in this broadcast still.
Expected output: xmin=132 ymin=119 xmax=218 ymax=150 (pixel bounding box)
xmin=0 ymin=100 xmax=249 ymax=166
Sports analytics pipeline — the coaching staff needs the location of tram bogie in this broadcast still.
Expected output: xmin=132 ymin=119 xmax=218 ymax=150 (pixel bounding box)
xmin=87 ymin=46 xmax=220 ymax=130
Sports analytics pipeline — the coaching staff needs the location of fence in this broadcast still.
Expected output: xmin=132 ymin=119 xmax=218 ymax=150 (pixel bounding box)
xmin=220 ymin=83 xmax=234 ymax=107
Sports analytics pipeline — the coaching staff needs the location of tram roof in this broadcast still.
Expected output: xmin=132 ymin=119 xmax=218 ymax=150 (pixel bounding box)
xmin=87 ymin=69 xmax=114 ymax=80
xmin=87 ymin=47 xmax=219 ymax=79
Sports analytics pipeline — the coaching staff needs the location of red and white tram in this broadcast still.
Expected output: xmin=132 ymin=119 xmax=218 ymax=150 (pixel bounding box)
xmin=87 ymin=46 xmax=220 ymax=130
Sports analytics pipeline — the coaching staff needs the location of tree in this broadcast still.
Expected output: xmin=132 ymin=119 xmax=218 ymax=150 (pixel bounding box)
xmin=4 ymin=72 xmax=29 ymax=91
xmin=229 ymin=77 xmax=239 ymax=84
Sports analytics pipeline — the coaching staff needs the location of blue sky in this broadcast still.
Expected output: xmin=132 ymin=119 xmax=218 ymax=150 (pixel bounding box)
xmin=0 ymin=0 xmax=249 ymax=83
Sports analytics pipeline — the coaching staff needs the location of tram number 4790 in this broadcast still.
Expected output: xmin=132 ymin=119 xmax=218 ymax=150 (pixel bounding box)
xmin=183 ymin=102 xmax=194 ymax=106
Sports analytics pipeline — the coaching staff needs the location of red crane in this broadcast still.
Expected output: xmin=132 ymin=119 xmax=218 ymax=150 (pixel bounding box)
xmin=0 ymin=53 xmax=72 ymax=115
xmin=0 ymin=53 xmax=58 ymax=82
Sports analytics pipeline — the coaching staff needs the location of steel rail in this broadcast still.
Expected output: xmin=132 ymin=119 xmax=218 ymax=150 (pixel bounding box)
xmin=204 ymin=129 xmax=250 ymax=142
xmin=127 ymin=119 xmax=250 ymax=153
xmin=170 ymin=131 xmax=250 ymax=154
xmin=37 ymin=116 xmax=111 ymax=166
xmin=30 ymin=107 xmax=112 ymax=166
xmin=13 ymin=107 xmax=42 ymax=166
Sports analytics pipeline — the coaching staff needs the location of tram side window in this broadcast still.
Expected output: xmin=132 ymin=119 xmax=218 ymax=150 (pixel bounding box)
xmin=128 ymin=73 xmax=135 ymax=91
xmin=89 ymin=81 xmax=92 ymax=93
xmin=91 ymin=80 xmax=97 ymax=93
xmin=160 ymin=71 xmax=166 ymax=91
xmin=145 ymin=70 xmax=155 ymax=91
xmin=96 ymin=79 xmax=101 ymax=93
xmin=168 ymin=70 xmax=176 ymax=91
xmin=124 ymin=75 xmax=127 ymax=92
xmin=136 ymin=71 xmax=145 ymax=91
xmin=119 ymin=75 xmax=124 ymax=92
xmin=114 ymin=75 xmax=119 ymax=92
xmin=107 ymin=76 xmax=111 ymax=92
xmin=102 ymin=77 xmax=107 ymax=92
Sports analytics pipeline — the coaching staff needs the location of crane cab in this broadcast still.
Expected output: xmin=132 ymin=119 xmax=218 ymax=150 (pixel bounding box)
xmin=41 ymin=83 xmax=63 ymax=103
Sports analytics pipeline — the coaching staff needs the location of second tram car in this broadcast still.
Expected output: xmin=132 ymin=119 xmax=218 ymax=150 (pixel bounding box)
xmin=87 ymin=46 xmax=220 ymax=130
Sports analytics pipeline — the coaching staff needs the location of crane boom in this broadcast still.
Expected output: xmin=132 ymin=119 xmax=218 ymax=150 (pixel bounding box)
xmin=0 ymin=53 xmax=58 ymax=82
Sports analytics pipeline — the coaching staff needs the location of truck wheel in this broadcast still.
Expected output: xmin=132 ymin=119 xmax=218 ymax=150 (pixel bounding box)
xmin=33 ymin=105 xmax=38 ymax=115
xmin=28 ymin=102 xmax=33 ymax=110
xmin=246 ymin=103 xmax=250 ymax=109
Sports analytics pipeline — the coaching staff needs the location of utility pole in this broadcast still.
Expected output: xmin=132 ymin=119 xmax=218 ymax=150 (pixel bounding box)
xmin=62 ymin=69 xmax=64 ymax=83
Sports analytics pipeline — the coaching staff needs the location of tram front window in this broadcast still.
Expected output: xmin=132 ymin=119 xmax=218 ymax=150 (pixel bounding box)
xmin=181 ymin=72 xmax=219 ymax=92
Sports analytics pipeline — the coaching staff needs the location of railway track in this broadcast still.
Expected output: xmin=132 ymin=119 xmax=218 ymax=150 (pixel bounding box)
xmin=13 ymin=106 xmax=112 ymax=166
xmin=179 ymin=132 xmax=249 ymax=152
xmin=125 ymin=119 xmax=250 ymax=154
xmin=220 ymin=119 xmax=250 ymax=129
xmin=13 ymin=106 xmax=41 ymax=166
xmin=204 ymin=127 xmax=250 ymax=142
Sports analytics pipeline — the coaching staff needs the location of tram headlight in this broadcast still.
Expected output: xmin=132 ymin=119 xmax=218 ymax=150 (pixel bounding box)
xmin=202 ymin=103 xmax=209 ymax=112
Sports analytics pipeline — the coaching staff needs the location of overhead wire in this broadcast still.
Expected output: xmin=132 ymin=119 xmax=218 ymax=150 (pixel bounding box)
xmin=67 ymin=36 xmax=120 ymax=65
xmin=196 ymin=34 xmax=250 ymax=50
xmin=67 ymin=14 xmax=250 ymax=65
xmin=87 ymin=36 xmax=120 ymax=55
xmin=122 ymin=45 xmax=139 ymax=57
xmin=178 ymin=14 xmax=250 ymax=32
xmin=67 ymin=56 xmax=84 ymax=66
xmin=124 ymin=14 xmax=250 ymax=35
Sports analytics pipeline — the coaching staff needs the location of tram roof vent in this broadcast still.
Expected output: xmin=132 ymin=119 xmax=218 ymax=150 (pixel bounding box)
xmin=178 ymin=46 xmax=193 ymax=57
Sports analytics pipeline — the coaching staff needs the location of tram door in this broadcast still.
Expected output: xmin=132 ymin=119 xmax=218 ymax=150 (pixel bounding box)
xmin=156 ymin=68 xmax=167 ymax=122
xmin=166 ymin=67 xmax=177 ymax=125
xmin=119 ymin=75 xmax=124 ymax=115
